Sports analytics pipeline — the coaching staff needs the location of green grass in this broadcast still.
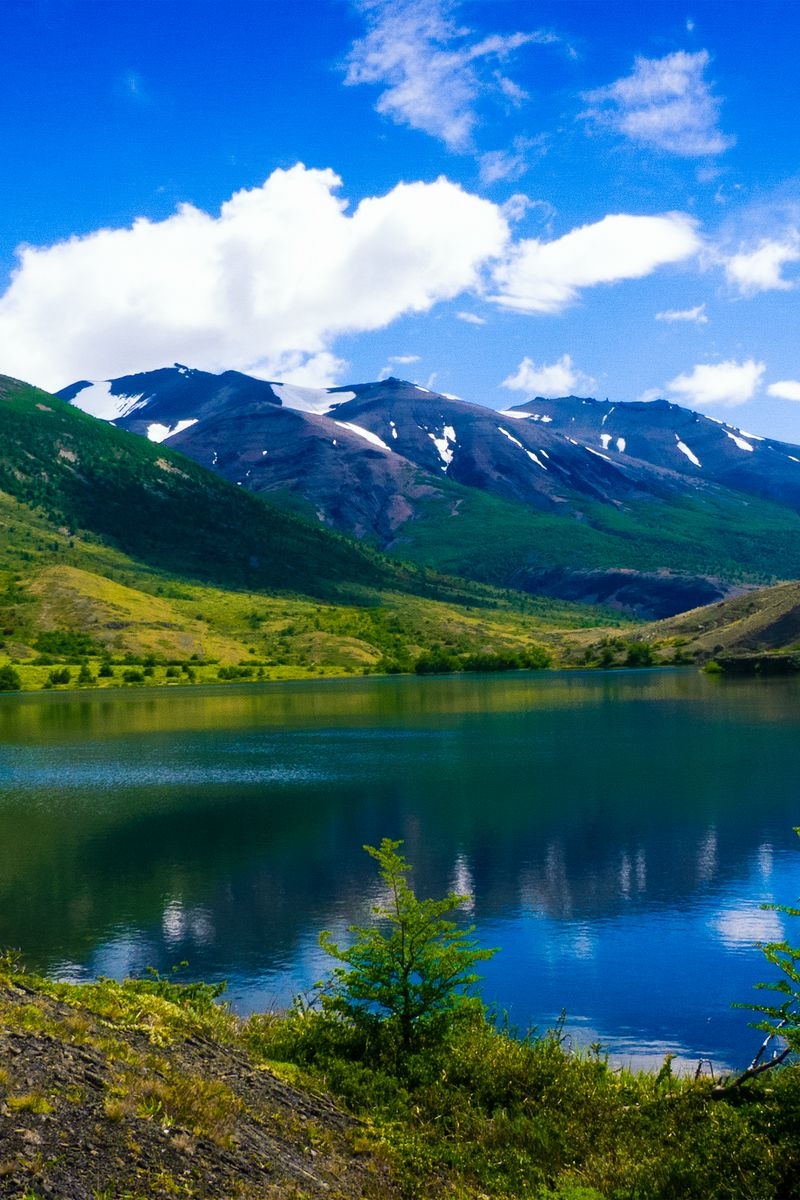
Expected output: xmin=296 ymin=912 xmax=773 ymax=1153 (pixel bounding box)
xmin=245 ymin=1002 xmax=800 ymax=1200
xmin=2 ymin=954 xmax=799 ymax=1200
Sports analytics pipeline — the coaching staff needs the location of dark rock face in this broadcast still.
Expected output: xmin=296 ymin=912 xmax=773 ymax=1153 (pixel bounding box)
xmin=508 ymin=567 xmax=728 ymax=620
xmin=59 ymin=368 xmax=800 ymax=615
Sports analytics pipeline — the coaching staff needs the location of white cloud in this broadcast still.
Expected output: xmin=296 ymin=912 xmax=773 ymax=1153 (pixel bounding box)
xmin=456 ymin=310 xmax=486 ymax=325
xmin=655 ymin=303 xmax=708 ymax=324
xmin=768 ymin=380 xmax=800 ymax=401
xmin=379 ymin=353 xmax=422 ymax=377
xmin=582 ymin=50 xmax=734 ymax=157
xmin=723 ymin=235 xmax=800 ymax=295
xmin=490 ymin=212 xmax=700 ymax=313
xmin=345 ymin=0 xmax=552 ymax=151
xmin=666 ymin=358 xmax=766 ymax=408
xmin=501 ymin=353 xmax=594 ymax=397
xmin=264 ymin=351 xmax=349 ymax=389
xmin=0 ymin=165 xmax=509 ymax=391
xmin=479 ymin=147 xmax=526 ymax=186
xmin=478 ymin=137 xmax=541 ymax=185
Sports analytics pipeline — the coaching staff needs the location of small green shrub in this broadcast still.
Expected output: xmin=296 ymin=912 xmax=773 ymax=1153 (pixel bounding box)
xmin=0 ymin=664 xmax=21 ymax=691
xmin=318 ymin=838 xmax=496 ymax=1059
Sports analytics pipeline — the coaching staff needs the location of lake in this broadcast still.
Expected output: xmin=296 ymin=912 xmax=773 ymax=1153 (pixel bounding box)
xmin=1 ymin=667 xmax=798 ymax=1072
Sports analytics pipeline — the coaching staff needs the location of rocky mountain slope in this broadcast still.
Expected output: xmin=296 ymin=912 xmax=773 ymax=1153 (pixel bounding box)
xmin=60 ymin=367 xmax=800 ymax=616
xmin=61 ymin=369 xmax=800 ymax=523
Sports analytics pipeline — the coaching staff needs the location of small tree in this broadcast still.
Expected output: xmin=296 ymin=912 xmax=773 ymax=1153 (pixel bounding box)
xmin=0 ymin=664 xmax=21 ymax=691
xmin=319 ymin=838 xmax=496 ymax=1055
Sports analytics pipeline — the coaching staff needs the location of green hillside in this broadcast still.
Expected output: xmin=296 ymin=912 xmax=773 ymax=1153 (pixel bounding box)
xmin=390 ymin=470 xmax=800 ymax=588
xmin=0 ymin=377 xmax=632 ymax=689
xmin=0 ymin=375 xmax=399 ymax=603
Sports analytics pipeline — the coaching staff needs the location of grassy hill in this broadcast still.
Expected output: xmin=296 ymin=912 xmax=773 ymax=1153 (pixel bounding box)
xmin=644 ymin=580 xmax=800 ymax=663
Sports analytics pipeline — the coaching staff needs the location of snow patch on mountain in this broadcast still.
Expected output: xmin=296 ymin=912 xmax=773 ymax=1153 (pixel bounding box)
xmin=498 ymin=410 xmax=553 ymax=423
xmin=273 ymin=382 xmax=355 ymax=414
xmin=70 ymin=381 xmax=147 ymax=421
xmin=429 ymin=425 xmax=456 ymax=469
xmin=146 ymin=419 xmax=198 ymax=443
xmin=498 ymin=426 xmax=525 ymax=450
xmin=335 ymin=421 xmax=391 ymax=451
xmin=676 ymin=437 xmax=702 ymax=467
xmin=726 ymin=430 xmax=754 ymax=452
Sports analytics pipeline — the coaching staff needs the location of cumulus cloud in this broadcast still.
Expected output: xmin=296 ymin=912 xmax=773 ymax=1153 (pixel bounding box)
xmin=490 ymin=212 xmax=700 ymax=313
xmin=345 ymin=0 xmax=553 ymax=150
xmin=768 ymin=379 xmax=800 ymax=401
xmin=0 ymin=165 xmax=509 ymax=391
xmin=582 ymin=50 xmax=734 ymax=157
xmin=722 ymin=235 xmax=800 ymax=295
xmin=501 ymin=353 xmax=594 ymax=397
xmin=655 ymin=303 xmax=708 ymax=323
xmin=666 ymin=358 xmax=766 ymax=407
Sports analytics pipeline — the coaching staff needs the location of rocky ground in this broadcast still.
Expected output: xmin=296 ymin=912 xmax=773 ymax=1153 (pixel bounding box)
xmin=0 ymin=977 xmax=398 ymax=1199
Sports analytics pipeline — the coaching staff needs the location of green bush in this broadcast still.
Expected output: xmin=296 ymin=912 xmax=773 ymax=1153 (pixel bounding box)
xmin=0 ymin=664 xmax=21 ymax=691
xmin=34 ymin=628 xmax=102 ymax=657
xmin=625 ymin=641 xmax=655 ymax=667
xmin=414 ymin=651 xmax=459 ymax=674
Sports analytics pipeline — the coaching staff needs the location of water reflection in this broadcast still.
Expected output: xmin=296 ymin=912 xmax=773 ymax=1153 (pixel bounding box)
xmin=1 ymin=669 xmax=799 ymax=1067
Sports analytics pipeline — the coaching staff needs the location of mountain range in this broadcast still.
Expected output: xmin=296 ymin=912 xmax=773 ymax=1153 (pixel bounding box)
xmin=3 ymin=373 xmax=615 ymax=685
xmin=60 ymin=367 xmax=800 ymax=618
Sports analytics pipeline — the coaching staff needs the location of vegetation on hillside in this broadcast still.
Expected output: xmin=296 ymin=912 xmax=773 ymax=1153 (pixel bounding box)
xmin=0 ymin=375 xmax=644 ymax=691
xmin=395 ymin=472 xmax=800 ymax=589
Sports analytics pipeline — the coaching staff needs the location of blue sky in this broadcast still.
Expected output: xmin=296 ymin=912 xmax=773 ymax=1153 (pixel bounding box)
xmin=1 ymin=0 xmax=799 ymax=440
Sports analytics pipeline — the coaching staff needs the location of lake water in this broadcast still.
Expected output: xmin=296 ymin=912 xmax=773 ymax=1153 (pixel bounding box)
xmin=1 ymin=668 xmax=799 ymax=1072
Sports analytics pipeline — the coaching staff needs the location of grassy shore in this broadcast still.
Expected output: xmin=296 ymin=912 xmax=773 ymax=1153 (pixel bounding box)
xmin=0 ymin=957 xmax=798 ymax=1200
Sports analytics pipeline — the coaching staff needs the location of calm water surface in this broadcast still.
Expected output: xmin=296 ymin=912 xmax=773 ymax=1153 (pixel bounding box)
xmin=1 ymin=668 xmax=799 ymax=1070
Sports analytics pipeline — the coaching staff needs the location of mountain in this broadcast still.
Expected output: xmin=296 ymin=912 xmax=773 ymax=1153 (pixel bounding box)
xmin=2 ymin=374 xmax=628 ymax=685
xmin=60 ymin=367 xmax=800 ymax=617
xmin=0 ymin=374 xmax=398 ymax=603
